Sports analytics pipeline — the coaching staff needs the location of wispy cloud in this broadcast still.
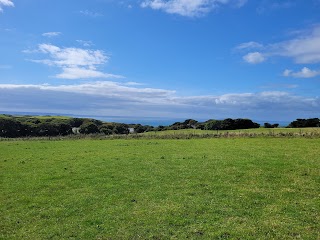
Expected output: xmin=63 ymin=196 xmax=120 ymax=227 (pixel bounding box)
xmin=25 ymin=44 xmax=123 ymax=80
xmin=235 ymin=41 xmax=263 ymax=51
xmin=237 ymin=24 xmax=320 ymax=64
xmin=257 ymin=1 xmax=296 ymax=14
xmin=76 ymin=40 xmax=94 ymax=47
xmin=79 ymin=10 xmax=103 ymax=17
xmin=0 ymin=64 xmax=12 ymax=69
xmin=55 ymin=67 xmax=121 ymax=80
xmin=0 ymin=27 xmax=15 ymax=32
xmin=283 ymin=67 xmax=320 ymax=78
xmin=141 ymin=0 xmax=248 ymax=17
xmin=260 ymin=83 xmax=299 ymax=89
xmin=0 ymin=0 xmax=14 ymax=12
xmin=0 ymin=82 xmax=318 ymax=120
xmin=42 ymin=32 xmax=62 ymax=37
xmin=270 ymin=25 xmax=320 ymax=64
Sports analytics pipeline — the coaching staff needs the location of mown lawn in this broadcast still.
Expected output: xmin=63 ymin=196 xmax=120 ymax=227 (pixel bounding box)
xmin=1 ymin=138 xmax=319 ymax=239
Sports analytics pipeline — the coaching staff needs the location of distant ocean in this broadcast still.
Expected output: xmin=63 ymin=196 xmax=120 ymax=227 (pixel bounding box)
xmin=0 ymin=111 xmax=290 ymax=127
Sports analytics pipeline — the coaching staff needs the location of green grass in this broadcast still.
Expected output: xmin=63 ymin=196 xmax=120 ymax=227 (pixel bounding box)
xmin=1 ymin=138 xmax=319 ymax=239
xmin=143 ymin=127 xmax=320 ymax=135
xmin=0 ymin=114 xmax=71 ymax=120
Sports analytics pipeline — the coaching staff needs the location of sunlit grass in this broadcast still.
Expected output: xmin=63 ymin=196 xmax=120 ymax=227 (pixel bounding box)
xmin=1 ymin=138 xmax=319 ymax=239
xmin=143 ymin=127 xmax=320 ymax=135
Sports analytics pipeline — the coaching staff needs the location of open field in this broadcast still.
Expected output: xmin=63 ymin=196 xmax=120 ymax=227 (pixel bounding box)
xmin=1 ymin=138 xmax=320 ymax=239
xmin=141 ymin=128 xmax=320 ymax=138
xmin=2 ymin=127 xmax=319 ymax=142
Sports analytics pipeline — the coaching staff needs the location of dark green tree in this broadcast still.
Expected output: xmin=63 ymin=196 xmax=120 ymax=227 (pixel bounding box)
xmin=113 ymin=123 xmax=129 ymax=134
xmin=79 ymin=122 xmax=99 ymax=134
xmin=0 ymin=118 xmax=23 ymax=137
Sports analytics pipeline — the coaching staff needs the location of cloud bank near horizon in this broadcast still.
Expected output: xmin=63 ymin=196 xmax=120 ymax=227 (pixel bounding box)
xmin=0 ymin=81 xmax=318 ymax=121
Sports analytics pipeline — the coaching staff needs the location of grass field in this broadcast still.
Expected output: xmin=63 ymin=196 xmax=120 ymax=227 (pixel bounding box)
xmin=142 ymin=127 xmax=320 ymax=136
xmin=1 ymin=138 xmax=319 ymax=239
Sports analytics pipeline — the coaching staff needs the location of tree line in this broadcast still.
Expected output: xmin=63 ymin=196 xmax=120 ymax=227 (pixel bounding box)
xmin=0 ymin=114 xmax=319 ymax=138
xmin=0 ymin=115 xmax=155 ymax=138
xmin=159 ymin=118 xmax=260 ymax=131
xmin=287 ymin=118 xmax=320 ymax=128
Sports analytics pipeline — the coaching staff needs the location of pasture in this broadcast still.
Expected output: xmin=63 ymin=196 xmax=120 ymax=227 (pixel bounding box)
xmin=1 ymin=138 xmax=319 ymax=239
xmin=142 ymin=127 xmax=320 ymax=137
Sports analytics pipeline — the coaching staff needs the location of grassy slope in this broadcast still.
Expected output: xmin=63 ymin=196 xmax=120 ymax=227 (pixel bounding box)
xmin=142 ymin=128 xmax=320 ymax=135
xmin=1 ymin=138 xmax=319 ymax=239
xmin=0 ymin=114 xmax=71 ymax=120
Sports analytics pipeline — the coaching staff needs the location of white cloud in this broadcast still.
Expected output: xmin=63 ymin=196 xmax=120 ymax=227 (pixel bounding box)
xmin=271 ymin=25 xmax=320 ymax=64
xmin=25 ymin=44 xmax=122 ymax=80
xmin=283 ymin=67 xmax=320 ymax=78
xmin=238 ymin=25 xmax=320 ymax=64
xmin=124 ymin=81 xmax=145 ymax=86
xmin=38 ymin=44 xmax=107 ymax=66
xmin=243 ymin=52 xmax=265 ymax=64
xmin=141 ymin=0 xmax=247 ymax=17
xmin=0 ymin=82 xmax=318 ymax=121
xmin=0 ymin=0 xmax=14 ymax=12
xmin=42 ymin=32 xmax=62 ymax=37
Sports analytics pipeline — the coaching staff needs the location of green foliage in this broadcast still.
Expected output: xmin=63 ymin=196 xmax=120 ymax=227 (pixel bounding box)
xmin=113 ymin=123 xmax=129 ymax=134
xmin=0 ymin=118 xmax=23 ymax=138
xmin=204 ymin=118 xmax=260 ymax=130
xmin=288 ymin=118 xmax=320 ymax=128
xmin=68 ymin=118 xmax=84 ymax=127
xmin=99 ymin=124 xmax=114 ymax=135
xmin=56 ymin=123 xmax=73 ymax=136
xmin=0 ymin=115 xmax=74 ymax=137
xmin=0 ymin=115 xmax=134 ymax=137
xmin=36 ymin=122 xmax=60 ymax=136
xmin=134 ymin=124 xmax=147 ymax=133
xmin=264 ymin=122 xmax=279 ymax=128
xmin=79 ymin=122 xmax=99 ymax=134
xmin=205 ymin=119 xmax=222 ymax=130
xmin=167 ymin=119 xmax=198 ymax=130
xmin=1 ymin=114 xmax=319 ymax=138
xmin=156 ymin=125 xmax=166 ymax=131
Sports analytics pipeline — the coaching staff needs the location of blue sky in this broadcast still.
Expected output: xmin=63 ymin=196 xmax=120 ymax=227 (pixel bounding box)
xmin=0 ymin=0 xmax=319 ymax=123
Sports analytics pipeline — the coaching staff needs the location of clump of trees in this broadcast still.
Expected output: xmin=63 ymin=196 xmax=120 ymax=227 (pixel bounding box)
xmin=264 ymin=123 xmax=279 ymax=128
xmin=167 ymin=119 xmax=198 ymax=130
xmin=203 ymin=118 xmax=260 ymax=130
xmin=152 ymin=118 xmax=260 ymax=131
xmin=288 ymin=118 xmax=319 ymax=128
xmin=0 ymin=115 xmax=75 ymax=137
xmin=0 ymin=114 xmax=158 ymax=138
xmin=0 ymin=115 xmax=139 ymax=138
xmin=131 ymin=124 xmax=154 ymax=133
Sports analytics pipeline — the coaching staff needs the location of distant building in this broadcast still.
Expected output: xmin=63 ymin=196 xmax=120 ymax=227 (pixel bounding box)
xmin=72 ymin=127 xmax=80 ymax=134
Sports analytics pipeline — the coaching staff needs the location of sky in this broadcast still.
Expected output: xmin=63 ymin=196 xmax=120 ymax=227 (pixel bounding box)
xmin=0 ymin=0 xmax=319 ymax=124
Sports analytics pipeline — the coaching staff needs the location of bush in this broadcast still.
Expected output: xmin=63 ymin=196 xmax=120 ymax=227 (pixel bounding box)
xmin=79 ymin=122 xmax=99 ymax=134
